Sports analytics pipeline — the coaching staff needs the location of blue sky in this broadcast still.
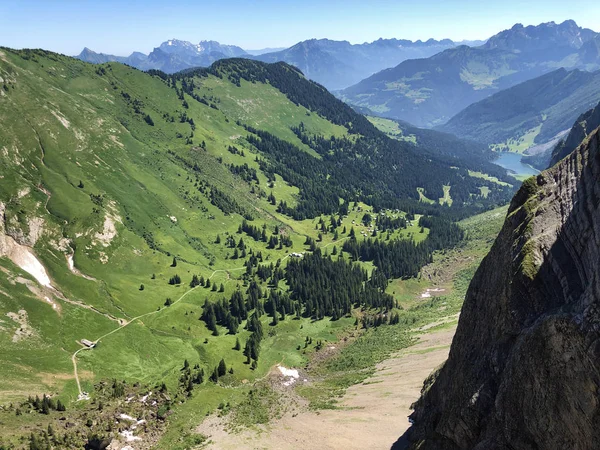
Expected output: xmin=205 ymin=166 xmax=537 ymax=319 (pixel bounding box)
xmin=1 ymin=0 xmax=599 ymax=55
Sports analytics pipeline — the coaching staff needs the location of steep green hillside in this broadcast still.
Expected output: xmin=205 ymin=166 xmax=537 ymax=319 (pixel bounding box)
xmin=367 ymin=116 xmax=513 ymax=186
xmin=0 ymin=48 xmax=512 ymax=448
xmin=438 ymin=68 xmax=600 ymax=148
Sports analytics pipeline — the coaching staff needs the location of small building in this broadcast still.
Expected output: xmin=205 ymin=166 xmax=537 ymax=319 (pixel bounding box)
xmin=291 ymin=252 xmax=303 ymax=258
xmin=81 ymin=339 xmax=96 ymax=348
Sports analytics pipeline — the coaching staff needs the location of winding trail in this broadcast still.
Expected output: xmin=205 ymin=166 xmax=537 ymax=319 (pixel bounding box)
xmin=71 ymin=238 xmax=350 ymax=398
xmin=72 ymin=283 xmax=201 ymax=397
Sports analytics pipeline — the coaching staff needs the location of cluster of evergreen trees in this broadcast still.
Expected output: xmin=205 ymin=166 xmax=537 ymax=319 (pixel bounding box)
xmin=343 ymin=216 xmax=464 ymax=279
xmin=244 ymin=313 xmax=262 ymax=370
xmin=179 ymin=359 xmax=204 ymax=395
xmin=228 ymin=163 xmax=258 ymax=184
xmin=285 ymin=249 xmax=394 ymax=320
xmin=25 ymin=394 xmax=65 ymax=415
xmin=158 ymin=58 xmax=515 ymax=220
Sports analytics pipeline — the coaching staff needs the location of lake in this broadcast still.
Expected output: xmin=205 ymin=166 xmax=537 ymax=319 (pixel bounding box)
xmin=494 ymin=152 xmax=540 ymax=177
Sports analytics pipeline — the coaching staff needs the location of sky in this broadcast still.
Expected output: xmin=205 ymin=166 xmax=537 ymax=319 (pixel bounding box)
xmin=1 ymin=0 xmax=599 ymax=56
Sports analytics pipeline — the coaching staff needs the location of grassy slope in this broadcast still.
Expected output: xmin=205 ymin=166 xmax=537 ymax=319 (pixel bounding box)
xmin=0 ymin=48 xmax=511 ymax=448
xmin=0 ymin=49 xmax=445 ymax=446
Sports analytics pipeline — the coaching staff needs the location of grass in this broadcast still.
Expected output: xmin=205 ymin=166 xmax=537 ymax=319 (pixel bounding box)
xmin=367 ymin=116 xmax=417 ymax=143
xmin=468 ymin=170 xmax=512 ymax=187
xmin=0 ymin=48 xmax=510 ymax=446
xmin=491 ymin=124 xmax=543 ymax=154
xmin=297 ymin=324 xmax=414 ymax=409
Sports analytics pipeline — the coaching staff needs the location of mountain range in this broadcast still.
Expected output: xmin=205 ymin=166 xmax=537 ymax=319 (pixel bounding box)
xmin=251 ymin=38 xmax=476 ymax=90
xmin=76 ymin=37 xmax=483 ymax=90
xmin=5 ymin=15 xmax=600 ymax=450
xmin=77 ymin=39 xmax=249 ymax=74
xmin=341 ymin=20 xmax=600 ymax=127
xmin=437 ymin=67 xmax=600 ymax=149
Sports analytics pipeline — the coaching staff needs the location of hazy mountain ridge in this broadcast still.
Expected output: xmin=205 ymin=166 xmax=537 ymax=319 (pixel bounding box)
xmin=253 ymin=37 xmax=464 ymax=90
xmin=341 ymin=20 xmax=600 ymax=127
xmin=438 ymin=67 xmax=600 ymax=148
xmin=76 ymin=36 xmax=467 ymax=87
xmin=77 ymin=39 xmax=250 ymax=73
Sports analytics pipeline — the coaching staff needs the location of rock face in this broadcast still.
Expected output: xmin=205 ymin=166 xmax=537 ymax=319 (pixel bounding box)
xmin=402 ymin=125 xmax=600 ymax=449
xmin=551 ymin=100 xmax=600 ymax=166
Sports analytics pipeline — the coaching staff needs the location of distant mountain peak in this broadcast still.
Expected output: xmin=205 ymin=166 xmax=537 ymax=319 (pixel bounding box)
xmin=485 ymin=19 xmax=597 ymax=52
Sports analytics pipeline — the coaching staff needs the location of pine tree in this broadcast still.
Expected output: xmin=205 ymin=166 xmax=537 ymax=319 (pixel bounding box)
xmin=171 ymin=257 xmax=177 ymax=267
xmin=234 ymin=337 xmax=241 ymax=351
xmin=218 ymin=359 xmax=227 ymax=377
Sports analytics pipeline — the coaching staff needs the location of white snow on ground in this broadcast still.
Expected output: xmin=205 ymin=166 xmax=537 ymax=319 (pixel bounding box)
xmin=120 ymin=430 xmax=142 ymax=442
xmin=278 ymin=366 xmax=299 ymax=378
xmin=421 ymin=288 xmax=445 ymax=298
xmin=277 ymin=365 xmax=300 ymax=387
xmin=7 ymin=242 xmax=52 ymax=287
xmin=119 ymin=413 xmax=136 ymax=421
xmin=118 ymin=414 xmax=146 ymax=442
xmin=44 ymin=296 xmax=57 ymax=310
xmin=17 ymin=249 xmax=51 ymax=287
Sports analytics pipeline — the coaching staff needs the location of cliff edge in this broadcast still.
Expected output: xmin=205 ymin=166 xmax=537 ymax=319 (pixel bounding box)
xmin=402 ymin=124 xmax=600 ymax=449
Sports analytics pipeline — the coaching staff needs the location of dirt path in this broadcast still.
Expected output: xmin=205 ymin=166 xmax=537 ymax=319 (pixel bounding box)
xmin=71 ymin=283 xmax=203 ymax=398
xmin=198 ymin=326 xmax=455 ymax=449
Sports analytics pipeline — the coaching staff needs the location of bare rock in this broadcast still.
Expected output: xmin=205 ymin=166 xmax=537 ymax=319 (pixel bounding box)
xmin=402 ymin=126 xmax=600 ymax=449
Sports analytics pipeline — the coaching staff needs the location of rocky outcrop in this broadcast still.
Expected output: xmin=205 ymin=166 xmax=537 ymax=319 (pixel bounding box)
xmin=401 ymin=125 xmax=600 ymax=449
xmin=550 ymin=100 xmax=600 ymax=166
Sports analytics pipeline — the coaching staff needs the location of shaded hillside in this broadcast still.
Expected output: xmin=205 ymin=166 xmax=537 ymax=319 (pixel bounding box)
xmin=549 ymin=100 xmax=600 ymax=165
xmin=368 ymin=116 xmax=513 ymax=184
xmin=438 ymin=68 xmax=600 ymax=147
xmin=401 ymin=114 xmax=600 ymax=448
xmin=341 ymin=20 xmax=600 ymax=127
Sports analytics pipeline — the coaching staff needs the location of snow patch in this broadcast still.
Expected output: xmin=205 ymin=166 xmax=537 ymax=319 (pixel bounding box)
xmin=0 ymin=231 xmax=51 ymax=287
xmin=118 ymin=414 xmax=146 ymax=442
xmin=44 ymin=296 xmax=58 ymax=310
xmin=119 ymin=413 xmax=137 ymax=421
xmin=277 ymin=365 xmax=300 ymax=387
xmin=120 ymin=430 xmax=142 ymax=442
xmin=420 ymin=288 xmax=445 ymax=299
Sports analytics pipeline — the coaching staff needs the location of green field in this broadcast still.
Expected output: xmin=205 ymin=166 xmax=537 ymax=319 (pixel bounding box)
xmin=0 ymin=48 xmax=510 ymax=448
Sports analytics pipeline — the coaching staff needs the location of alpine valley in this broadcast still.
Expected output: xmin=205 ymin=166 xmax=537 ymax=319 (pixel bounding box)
xmin=1 ymin=14 xmax=600 ymax=450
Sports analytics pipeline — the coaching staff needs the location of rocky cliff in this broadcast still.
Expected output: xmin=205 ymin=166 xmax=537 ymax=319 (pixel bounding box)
xmin=401 ymin=123 xmax=600 ymax=449
xmin=550 ymin=100 xmax=600 ymax=166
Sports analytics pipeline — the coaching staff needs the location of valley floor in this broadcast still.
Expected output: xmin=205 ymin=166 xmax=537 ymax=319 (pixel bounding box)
xmin=196 ymin=324 xmax=455 ymax=449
